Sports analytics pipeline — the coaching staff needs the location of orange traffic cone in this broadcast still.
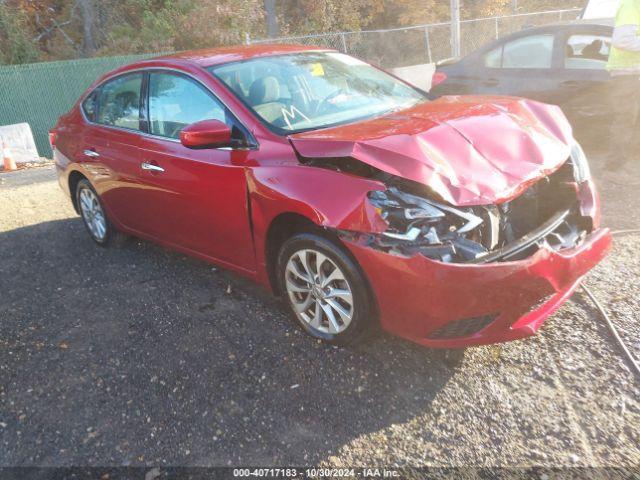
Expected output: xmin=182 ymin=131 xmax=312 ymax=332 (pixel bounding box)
xmin=2 ymin=140 xmax=17 ymax=171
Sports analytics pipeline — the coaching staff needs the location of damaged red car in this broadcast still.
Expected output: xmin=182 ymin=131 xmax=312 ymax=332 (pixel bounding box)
xmin=51 ymin=45 xmax=611 ymax=348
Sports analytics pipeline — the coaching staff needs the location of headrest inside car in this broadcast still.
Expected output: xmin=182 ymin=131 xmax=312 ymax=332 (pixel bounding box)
xmin=249 ymin=76 xmax=281 ymax=105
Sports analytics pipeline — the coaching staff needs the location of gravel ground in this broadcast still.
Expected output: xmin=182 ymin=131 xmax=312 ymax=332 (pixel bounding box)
xmin=0 ymin=163 xmax=638 ymax=468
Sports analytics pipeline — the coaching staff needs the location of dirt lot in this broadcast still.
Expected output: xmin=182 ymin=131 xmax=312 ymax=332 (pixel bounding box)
xmin=0 ymin=161 xmax=638 ymax=468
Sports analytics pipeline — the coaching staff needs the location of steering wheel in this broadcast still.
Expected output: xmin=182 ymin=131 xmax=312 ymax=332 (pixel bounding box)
xmin=169 ymin=123 xmax=184 ymax=139
xmin=313 ymin=88 xmax=347 ymax=116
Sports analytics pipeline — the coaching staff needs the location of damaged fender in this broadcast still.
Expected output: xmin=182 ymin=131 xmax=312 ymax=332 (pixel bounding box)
xmin=246 ymin=165 xmax=388 ymax=285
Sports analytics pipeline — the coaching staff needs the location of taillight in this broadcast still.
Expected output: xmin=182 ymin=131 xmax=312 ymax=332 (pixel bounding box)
xmin=49 ymin=130 xmax=57 ymax=150
xmin=431 ymin=71 xmax=447 ymax=88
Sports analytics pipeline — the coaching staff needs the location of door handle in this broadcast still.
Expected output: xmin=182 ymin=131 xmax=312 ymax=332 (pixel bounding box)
xmin=83 ymin=149 xmax=100 ymax=158
xmin=483 ymin=78 xmax=499 ymax=87
xmin=141 ymin=162 xmax=165 ymax=173
xmin=561 ymin=80 xmax=580 ymax=88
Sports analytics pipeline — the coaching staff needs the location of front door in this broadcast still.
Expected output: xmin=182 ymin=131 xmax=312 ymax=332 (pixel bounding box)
xmin=555 ymin=30 xmax=612 ymax=134
xmin=136 ymin=71 xmax=256 ymax=271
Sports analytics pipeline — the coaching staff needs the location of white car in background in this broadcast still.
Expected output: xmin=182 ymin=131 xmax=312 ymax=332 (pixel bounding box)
xmin=582 ymin=0 xmax=620 ymax=19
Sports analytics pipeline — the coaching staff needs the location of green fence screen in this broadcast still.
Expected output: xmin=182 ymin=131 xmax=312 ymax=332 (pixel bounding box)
xmin=0 ymin=53 xmax=163 ymax=158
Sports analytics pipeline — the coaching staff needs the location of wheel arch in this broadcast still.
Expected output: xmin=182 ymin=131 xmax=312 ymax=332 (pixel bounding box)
xmin=68 ymin=169 xmax=89 ymax=214
xmin=265 ymin=213 xmax=382 ymax=340
xmin=263 ymin=211 xmax=378 ymax=319
xmin=246 ymin=165 xmax=386 ymax=302
xmin=264 ymin=212 xmax=336 ymax=297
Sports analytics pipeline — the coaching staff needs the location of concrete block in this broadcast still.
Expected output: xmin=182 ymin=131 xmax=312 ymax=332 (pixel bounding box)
xmin=391 ymin=63 xmax=435 ymax=92
xmin=0 ymin=122 xmax=41 ymax=164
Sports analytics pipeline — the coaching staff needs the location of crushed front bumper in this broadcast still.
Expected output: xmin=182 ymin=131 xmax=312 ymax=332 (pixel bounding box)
xmin=344 ymin=227 xmax=612 ymax=348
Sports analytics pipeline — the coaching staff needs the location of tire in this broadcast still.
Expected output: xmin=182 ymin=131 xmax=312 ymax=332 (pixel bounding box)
xmin=277 ymin=233 xmax=376 ymax=346
xmin=75 ymin=179 xmax=126 ymax=247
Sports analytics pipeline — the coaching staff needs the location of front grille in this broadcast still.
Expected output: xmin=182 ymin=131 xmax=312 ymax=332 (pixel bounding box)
xmin=469 ymin=164 xmax=593 ymax=264
xmin=428 ymin=314 xmax=498 ymax=340
xmin=499 ymin=164 xmax=579 ymax=243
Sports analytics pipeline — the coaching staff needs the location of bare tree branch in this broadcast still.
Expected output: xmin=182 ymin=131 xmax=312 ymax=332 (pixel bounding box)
xmin=32 ymin=0 xmax=80 ymax=49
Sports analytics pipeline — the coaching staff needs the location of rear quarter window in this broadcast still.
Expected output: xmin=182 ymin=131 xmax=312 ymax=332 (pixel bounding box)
xmin=82 ymin=89 xmax=99 ymax=122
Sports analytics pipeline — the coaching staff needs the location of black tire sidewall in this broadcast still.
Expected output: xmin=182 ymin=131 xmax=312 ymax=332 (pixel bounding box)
xmin=277 ymin=233 xmax=374 ymax=345
xmin=76 ymin=179 xmax=112 ymax=246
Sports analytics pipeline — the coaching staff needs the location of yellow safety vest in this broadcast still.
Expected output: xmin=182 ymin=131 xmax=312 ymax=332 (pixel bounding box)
xmin=608 ymin=0 xmax=640 ymax=71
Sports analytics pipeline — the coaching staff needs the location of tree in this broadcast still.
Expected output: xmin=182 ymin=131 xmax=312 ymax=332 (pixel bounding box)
xmin=99 ymin=0 xmax=264 ymax=54
xmin=276 ymin=0 xmax=383 ymax=35
xmin=265 ymin=0 xmax=279 ymax=37
xmin=0 ymin=0 xmax=590 ymax=63
xmin=0 ymin=2 xmax=39 ymax=64
xmin=78 ymin=0 xmax=97 ymax=56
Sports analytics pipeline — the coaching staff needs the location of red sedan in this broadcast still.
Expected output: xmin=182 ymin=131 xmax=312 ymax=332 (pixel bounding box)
xmin=51 ymin=45 xmax=611 ymax=348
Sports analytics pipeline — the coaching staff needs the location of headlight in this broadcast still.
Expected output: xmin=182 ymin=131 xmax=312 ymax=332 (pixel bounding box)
xmin=369 ymin=188 xmax=482 ymax=236
xmin=367 ymin=187 xmax=486 ymax=261
xmin=570 ymin=141 xmax=591 ymax=183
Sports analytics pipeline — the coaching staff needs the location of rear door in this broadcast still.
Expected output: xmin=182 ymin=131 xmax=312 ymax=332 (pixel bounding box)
xmin=79 ymin=72 xmax=152 ymax=233
xmin=478 ymin=32 xmax=562 ymax=102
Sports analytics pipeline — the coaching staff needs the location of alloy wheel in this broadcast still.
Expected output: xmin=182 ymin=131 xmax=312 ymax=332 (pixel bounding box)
xmin=79 ymin=187 xmax=107 ymax=242
xmin=284 ymin=248 xmax=354 ymax=334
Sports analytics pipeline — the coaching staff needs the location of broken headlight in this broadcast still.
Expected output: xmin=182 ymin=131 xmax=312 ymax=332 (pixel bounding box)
xmin=570 ymin=141 xmax=591 ymax=183
xmin=368 ymin=187 xmax=487 ymax=262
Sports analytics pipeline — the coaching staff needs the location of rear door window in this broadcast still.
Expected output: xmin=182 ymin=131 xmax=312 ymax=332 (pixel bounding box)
xmin=564 ymin=34 xmax=611 ymax=69
xmin=96 ymin=73 xmax=143 ymax=130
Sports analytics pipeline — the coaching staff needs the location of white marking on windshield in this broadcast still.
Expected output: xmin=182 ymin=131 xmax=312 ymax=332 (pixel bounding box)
xmin=281 ymin=105 xmax=311 ymax=129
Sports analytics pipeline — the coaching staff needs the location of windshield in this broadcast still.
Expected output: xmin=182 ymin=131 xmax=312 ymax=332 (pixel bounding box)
xmin=208 ymin=51 xmax=427 ymax=134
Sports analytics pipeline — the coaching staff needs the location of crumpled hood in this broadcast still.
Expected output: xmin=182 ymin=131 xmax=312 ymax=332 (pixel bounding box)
xmin=289 ymin=96 xmax=574 ymax=206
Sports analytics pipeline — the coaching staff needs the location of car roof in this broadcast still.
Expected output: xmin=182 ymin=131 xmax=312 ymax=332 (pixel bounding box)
xmin=504 ymin=20 xmax=614 ymax=35
xmin=153 ymin=44 xmax=330 ymax=67
xmin=458 ymin=20 xmax=614 ymax=59
xmin=566 ymin=17 xmax=614 ymax=26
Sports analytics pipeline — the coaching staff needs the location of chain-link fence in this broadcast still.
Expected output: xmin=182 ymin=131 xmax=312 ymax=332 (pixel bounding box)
xmin=250 ymin=8 xmax=583 ymax=68
xmin=0 ymin=53 xmax=159 ymax=158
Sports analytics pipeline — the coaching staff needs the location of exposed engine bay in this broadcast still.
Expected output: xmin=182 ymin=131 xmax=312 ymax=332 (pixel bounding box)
xmin=365 ymin=160 xmax=593 ymax=264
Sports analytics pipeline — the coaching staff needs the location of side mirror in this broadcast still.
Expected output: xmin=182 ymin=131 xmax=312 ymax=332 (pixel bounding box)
xmin=180 ymin=119 xmax=232 ymax=149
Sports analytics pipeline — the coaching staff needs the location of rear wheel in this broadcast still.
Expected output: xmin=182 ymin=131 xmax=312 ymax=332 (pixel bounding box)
xmin=277 ymin=233 xmax=375 ymax=345
xmin=76 ymin=179 xmax=125 ymax=247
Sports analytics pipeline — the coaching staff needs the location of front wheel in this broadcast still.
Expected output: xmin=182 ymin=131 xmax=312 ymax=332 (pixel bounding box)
xmin=277 ymin=233 xmax=375 ymax=345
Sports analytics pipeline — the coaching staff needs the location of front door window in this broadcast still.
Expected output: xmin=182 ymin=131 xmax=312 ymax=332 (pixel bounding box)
xmin=565 ymin=34 xmax=611 ymax=69
xmin=148 ymin=72 xmax=228 ymax=139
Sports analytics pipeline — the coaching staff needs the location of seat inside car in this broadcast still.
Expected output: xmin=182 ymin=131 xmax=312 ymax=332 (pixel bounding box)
xmin=248 ymin=76 xmax=286 ymax=124
xmin=105 ymin=91 xmax=139 ymax=129
xmin=583 ymin=39 xmax=607 ymax=61
xmin=566 ymin=43 xmax=575 ymax=58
